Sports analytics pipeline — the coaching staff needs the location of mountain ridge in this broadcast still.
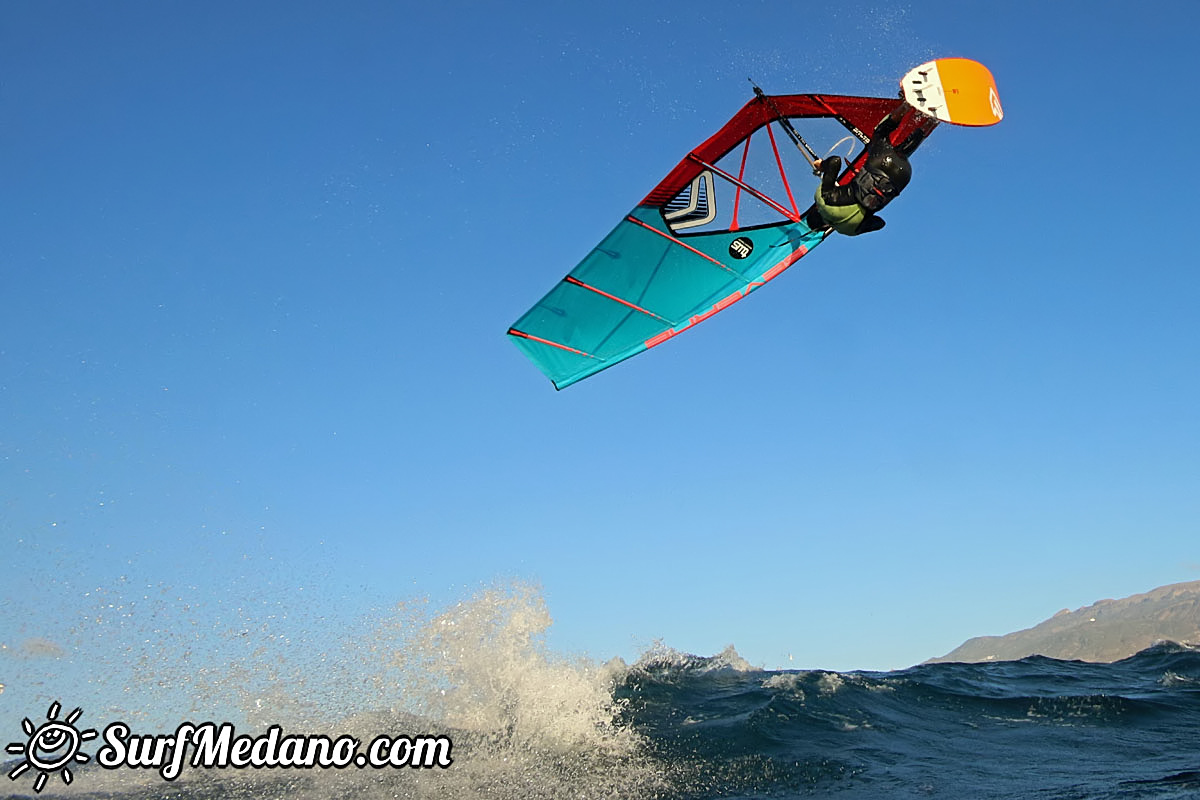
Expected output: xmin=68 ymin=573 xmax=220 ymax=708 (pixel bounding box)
xmin=927 ymin=579 xmax=1200 ymax=664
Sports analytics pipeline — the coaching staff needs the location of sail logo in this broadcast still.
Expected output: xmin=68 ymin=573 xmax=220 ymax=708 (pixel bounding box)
xmin=729 ymin=237 xmax=754 ymax=259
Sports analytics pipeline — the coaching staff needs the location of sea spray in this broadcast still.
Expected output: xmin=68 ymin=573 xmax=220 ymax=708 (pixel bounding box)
xmin=263 ymin=580 xmax=666 ymax=799
xmin=14 ymin=580 xmax=666 ymax=799
xmin=11 ymin=606 xmax=1200 ymax=798
xmin=337 ymin=580 xmax=664 ymax=798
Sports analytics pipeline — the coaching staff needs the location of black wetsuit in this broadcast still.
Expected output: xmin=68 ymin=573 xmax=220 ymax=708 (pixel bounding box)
xmin=806 ymin=113 xmax=925 ymax=235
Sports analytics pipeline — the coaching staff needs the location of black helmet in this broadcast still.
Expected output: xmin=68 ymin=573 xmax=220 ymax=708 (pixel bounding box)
xmin=853 ymin=150 xmax=912 ymax=211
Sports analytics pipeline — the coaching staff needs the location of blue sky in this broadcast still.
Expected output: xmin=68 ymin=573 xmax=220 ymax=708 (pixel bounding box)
xmin=3 ymin=0 xmax=1199 ymax=726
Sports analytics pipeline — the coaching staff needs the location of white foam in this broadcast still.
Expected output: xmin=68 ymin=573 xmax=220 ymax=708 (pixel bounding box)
xmin=19 ymin=581 xmax=665 ymax=800
xmin=630 ymin=641 xmax=758 ymax=676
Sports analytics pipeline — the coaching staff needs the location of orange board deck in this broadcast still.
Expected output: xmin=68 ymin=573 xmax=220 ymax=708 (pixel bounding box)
xmin=901 ymin=58 xmax=1003 ymax=127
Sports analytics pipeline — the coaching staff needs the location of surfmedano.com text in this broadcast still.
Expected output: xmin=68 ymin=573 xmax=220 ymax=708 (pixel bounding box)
xmin=97 ymin=721 xmax=453 ymax=781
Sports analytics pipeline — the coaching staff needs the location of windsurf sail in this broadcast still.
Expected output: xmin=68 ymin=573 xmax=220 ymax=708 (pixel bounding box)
xmin=507 ymin=90 xmax=933 ymax=390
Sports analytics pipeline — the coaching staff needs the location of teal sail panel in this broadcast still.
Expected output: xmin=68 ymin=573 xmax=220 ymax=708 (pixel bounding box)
xmin=508 ymin=207 xmax=825 ymax=389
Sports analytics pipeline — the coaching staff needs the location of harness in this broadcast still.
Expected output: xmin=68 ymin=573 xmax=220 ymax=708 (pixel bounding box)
xmin=852 ymin=167 xmax=897 ymax=212
xmin=813 ymin=185 xmax=867 ymax=235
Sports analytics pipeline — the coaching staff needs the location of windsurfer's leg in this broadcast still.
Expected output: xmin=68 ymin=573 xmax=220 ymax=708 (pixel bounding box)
xmin=804 ymin=206 xmax=830 ymax=230
xmin=857 ymin=215 xmax=885 ymax=234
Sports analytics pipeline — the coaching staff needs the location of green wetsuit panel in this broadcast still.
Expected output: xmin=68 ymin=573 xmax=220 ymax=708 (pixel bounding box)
xmin=814 ymin=185 xmax=865 ymax=235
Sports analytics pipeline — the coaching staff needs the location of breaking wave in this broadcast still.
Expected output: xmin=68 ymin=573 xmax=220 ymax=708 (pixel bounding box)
xmin=8 ymin=587 xmax=1200 ymax=799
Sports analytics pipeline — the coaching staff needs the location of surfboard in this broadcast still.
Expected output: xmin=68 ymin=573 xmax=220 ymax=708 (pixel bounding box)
xmin=901 ymin=58 xmax=1003 ymax=127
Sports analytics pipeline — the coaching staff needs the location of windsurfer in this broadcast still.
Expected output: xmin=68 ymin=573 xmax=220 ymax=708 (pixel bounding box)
xmin=808 ymin=112 xmax=923 ymax=236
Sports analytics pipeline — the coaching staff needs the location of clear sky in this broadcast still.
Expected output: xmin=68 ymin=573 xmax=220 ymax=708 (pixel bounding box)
xmin=3 ymin=0 xmax=1199 ymax=726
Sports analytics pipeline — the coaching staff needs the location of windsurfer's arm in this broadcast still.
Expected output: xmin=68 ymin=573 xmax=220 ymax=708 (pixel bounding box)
xmin=816 ymin=156 xmax=842 ymax=191
xmin=897 ymin=127 xmax=926 ymax=157
xmin=873 ymin=104 xmax=926 ymax=157
xmin=872 ymin=112 xmax=901 ymax=144
xmin=815 ymin=156 xmax=858 ymax=206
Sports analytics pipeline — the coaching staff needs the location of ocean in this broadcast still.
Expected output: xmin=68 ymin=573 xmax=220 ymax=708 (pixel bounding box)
xmin=616 ymin=642 xmax=1200 ymax=799
xmin=7 ymin=587 xmax=1200 ymax=800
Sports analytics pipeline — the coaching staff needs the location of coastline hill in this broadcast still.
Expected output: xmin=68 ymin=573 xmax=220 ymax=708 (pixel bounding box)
xmin=927 ymin=580 xmax=1200 ymax=664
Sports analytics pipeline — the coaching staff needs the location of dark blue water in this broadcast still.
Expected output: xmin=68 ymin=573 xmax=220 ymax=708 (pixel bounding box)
xmin=617 ymin=642 xmax=1200 ymax=799
xmin=9 ymin=642 xmax=1200 ymax=799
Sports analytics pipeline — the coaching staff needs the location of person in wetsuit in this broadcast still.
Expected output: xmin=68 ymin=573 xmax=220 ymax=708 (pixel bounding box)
xmin=807 ymin=111 xmax=924 ymax=236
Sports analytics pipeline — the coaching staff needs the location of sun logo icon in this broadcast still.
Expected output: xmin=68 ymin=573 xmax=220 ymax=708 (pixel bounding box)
xmin=6 ymin=701 xmax=98 ymax=793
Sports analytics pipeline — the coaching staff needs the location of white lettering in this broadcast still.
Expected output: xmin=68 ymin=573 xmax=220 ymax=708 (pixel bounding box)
xmin=91 ymin=720 xmax=449 ymax=778
xmin=161 ymin=723 xmax=195 ymax=781
xmin=191 ymin=722 xmax=233 ymax=766
xmin=230 ymin=734 xmax=253 ymax=766
xmin=249 ymin=725 xmax=280 ymax=766
xmin=97 ymin=722 xmax=129 ymax=768
xmin=331 ymin=736 xmax=357 ymax=766
xmin=412 ymin=736 xmax=453 ymax=768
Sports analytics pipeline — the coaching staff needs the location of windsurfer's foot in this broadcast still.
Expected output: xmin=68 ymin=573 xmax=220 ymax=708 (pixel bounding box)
xmin=804 ymin=207 xmax=832 ymax=231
